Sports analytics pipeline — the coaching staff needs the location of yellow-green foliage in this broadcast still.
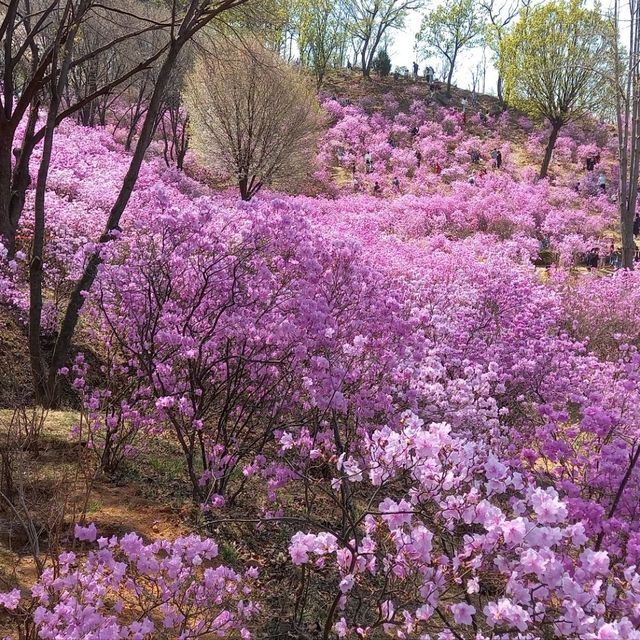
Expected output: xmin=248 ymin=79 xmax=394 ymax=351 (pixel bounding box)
xmin=500 ymin=0 xmax=611 ymax=124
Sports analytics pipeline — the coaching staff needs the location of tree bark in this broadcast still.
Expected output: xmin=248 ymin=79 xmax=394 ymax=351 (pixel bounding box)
xmin=8 ymin=102 xmax=39 ymax=238
xmin=46 ymin=44 xmax=182 ymax=403
xmin=238 ymin=175 xmax=262 ymax=201
xmin=539 ymin=120 xmax=562 ymax=179
xmin=239 ymin=175 xmax=250 ymax=201
xmin=621 ymin=203 xmax=636 ymax=269
xmin=361 ymin=47 xmax=370 ymax=78
xmin=30 ymin=0 xmax=83 ymax=406
xmin=617 ymin=0 xmax=640 ymax=270
xmin=446 ymin=52 xmax=458 ymax=95
xmin=0 ymin=125 xmax=15 ymax=255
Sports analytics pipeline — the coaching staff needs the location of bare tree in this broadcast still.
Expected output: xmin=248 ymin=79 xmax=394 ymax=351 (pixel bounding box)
xmin=470 ymin=57 xmax=485 ymax=94
xmin=186 ymin=41 xmax=323 ymax=201
xmin=347 ymin=0 xmax=423 ymax=78
xmin=0 ymin=0 xmax=177 ymax=258
xmin=416 ymin=0 xmax=485 ymax=95
xmin=1 ymin=0 xmax=251 ymax=405
xmin=613 ymin=0 xmax=640 ymax=268
xmin=159 ymin=92 xmax=190 ymax=170
xmin=479 ymin=0 xmax=529 ymax=104
xmin=45 ymin=2 xmax=264 ymax=407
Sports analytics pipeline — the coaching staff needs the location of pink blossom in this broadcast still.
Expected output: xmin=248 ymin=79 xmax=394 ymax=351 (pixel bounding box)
xmin=450 ymin=602 xmax=475 ymax=625
xmin=74 ymin=522 xmax=98 ymax=541
xmin=0 ymin=589 xmax=21 ymax=610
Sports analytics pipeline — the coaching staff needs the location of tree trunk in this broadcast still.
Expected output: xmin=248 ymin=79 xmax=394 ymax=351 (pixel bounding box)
xmin=238 ymin=175 xmax=261 ymax=201
xmin=0 ymin=124 xmax=16 ymax=256
xmin=618 ymin=0 xmax=640 ymax=270
xmin=361 ymin=47 xmax=370 ymax=78
xmin=614 ymin=0 xmax=635 ymax=269
xmin=176 ymin=115 xmax=188 ymax=171
xmin=497 ymin=74 xmax=504 ymax=106
xmin=239 ymin=176 xmax=250 ymax=201
xmin=539 ymin=121 xmax=562 ymax=179
xmin=30 ymin=1 xmax=83 ymax=406
xmin=46 ymin=44 xmax=182 ymax=404
xmin=0 ymin=104 xmax=40 ymax=259
xmin=619 ymin=108 xmax=639 ymax=268
xmin=446 ymin=52 xmax=458 ymax=96
xmin=30 ymin=104 xmax=59 ymax=404
xmin=446 ymin=64 xmax=455 ymax=95
xmin=621 ymin=202 xmax=636 ymax=268
xmin=8 ymin=103 xmax=39 ymax=243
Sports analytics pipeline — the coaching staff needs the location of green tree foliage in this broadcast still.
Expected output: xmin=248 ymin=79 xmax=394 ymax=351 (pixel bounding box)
xmin=372 ymin=48 xmax=392 ymax=76
xmin=416 ymin=0 xmax=485 ymax=95
xmin=500 ymin=0 xmax=611 ymax=178
xmin=297 ymin=0 xmax=350 ymax=87
xmin=221 ymin=0 xmax=299 ymax=58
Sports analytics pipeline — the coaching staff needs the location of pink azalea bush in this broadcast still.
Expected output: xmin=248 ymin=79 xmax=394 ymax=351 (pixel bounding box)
xmin=313 ymin=99 xmax=616 ymax=259
xmin=1 ymin=526 xmax=257 ymax=639
xmin=281 ymin=415 xmax=640 ymax=638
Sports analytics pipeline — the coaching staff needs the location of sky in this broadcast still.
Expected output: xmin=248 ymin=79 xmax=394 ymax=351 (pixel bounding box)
xmin=388 ymin=0 xmax=617 ymax=96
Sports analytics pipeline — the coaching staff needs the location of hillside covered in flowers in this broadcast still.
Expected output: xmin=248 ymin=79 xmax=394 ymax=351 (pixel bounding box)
xmin=2 ymin=78 xmax=640 ymax=640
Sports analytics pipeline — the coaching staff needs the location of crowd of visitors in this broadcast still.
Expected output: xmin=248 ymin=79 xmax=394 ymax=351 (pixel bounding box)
xmin=339 ymin=58 xmax=634 ymax=272
xmin=342 ymin=101 xmax=506 ymax=196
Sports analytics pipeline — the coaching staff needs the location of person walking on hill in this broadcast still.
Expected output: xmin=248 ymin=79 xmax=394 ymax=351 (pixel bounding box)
xmin=598 ymin=172 xmax=606 ymax=193
xmin=496 ymin=150 xmax=502 ymax=169
xmin=586 ymin=246 xmax=600 ymax=270
xmin=470 ymin=148 xmax=480 ymax=164
xmin=612 ymin=245 xmax=622 ymax=269
xmin=373 ymin=181 xmax=382 ymax=195
xmin=606 ymin=242 xmax=615 ymax=268
xmin=413 ymin=61 xmax=419 ymax=80
xmin=392 ymin=176 xmax=400 ymax=192
xmin=415 ymin=150 xmax=422 ymax=167
xmin=433 ymin=161 xmax=442 ymax=175
xmin=364 ymin=151 xmax=373 ymax=174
